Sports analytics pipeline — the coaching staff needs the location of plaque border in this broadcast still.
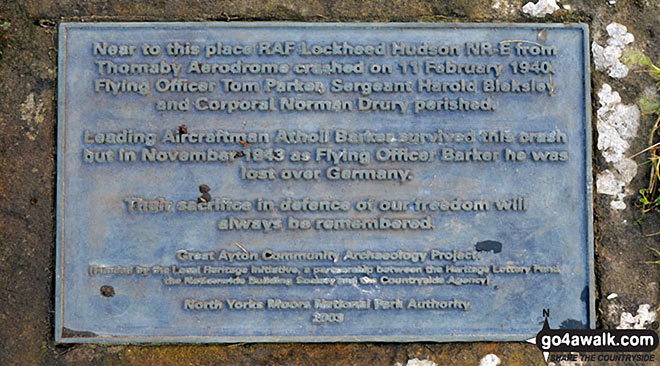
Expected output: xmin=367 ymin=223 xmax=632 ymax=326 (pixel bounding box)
xmin=55 ymin=22 xmax=594 ymax=343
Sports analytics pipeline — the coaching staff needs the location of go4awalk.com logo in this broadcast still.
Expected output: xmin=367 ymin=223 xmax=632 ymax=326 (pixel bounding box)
xmin=527 ymin=310 xmax=658 ymax=363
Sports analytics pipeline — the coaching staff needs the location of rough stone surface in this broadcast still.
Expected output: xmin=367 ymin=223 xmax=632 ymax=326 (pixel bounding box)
xmin=1 ymin=1 xmax=659 ymax=366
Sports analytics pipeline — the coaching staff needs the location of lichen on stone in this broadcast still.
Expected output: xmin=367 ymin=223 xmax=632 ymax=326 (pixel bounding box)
xmin=617 ymin=304 xmax=657 ymax=329
xmin=492 ymin=0 xmax=517 ymax=15
xmin=592 ymin=23 xmax=635 ymax=78
xmin=479 ymin=354 xmax=501 ymax=366
xmin=395 ymin=358 xmax=436 ymax=366
xmin=522 ymin=0 xmax=560 ymax=17
xmin=20 ymin=92 xmax=46 ymax=141
xmin=595 ymin=84 xmax=640 ymax=210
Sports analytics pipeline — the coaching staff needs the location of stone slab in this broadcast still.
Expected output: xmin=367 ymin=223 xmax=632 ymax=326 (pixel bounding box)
xmin=56 ymin=22 xmax=593 ymax=343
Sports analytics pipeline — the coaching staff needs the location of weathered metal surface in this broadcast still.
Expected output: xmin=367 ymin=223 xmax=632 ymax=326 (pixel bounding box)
xmin=56 ymin=23 xmax=593 ymax=343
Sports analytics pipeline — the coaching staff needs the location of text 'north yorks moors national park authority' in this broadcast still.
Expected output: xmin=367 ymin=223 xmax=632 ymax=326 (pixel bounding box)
xmin=56 ymin=23 xmax=592 ymax=342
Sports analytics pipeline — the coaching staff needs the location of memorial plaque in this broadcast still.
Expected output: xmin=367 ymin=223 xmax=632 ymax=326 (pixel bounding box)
xmin=56 ymin=23 xmax=593 ymax=342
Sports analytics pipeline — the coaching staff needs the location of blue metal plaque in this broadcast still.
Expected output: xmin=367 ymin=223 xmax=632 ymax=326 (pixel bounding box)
xmin=56 ymin=23 xmax=593 ymax=343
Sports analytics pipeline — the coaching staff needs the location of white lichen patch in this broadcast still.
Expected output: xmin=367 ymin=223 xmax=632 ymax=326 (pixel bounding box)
xmin=20 ymin=92 xmax=46 ymax=141
xmin=395 ymin=359 xmax=436 ymax=366
xmin=522 ymin=0 xmax=560 ymax=17
xmin=606 ymin=23 xmax=635 ymax=48
xmin=479 ymin=354 xmax=501 ymax=366
xmin=492 ymin=0 xmax=517 ymax=15
xmin=21 ymin=92 xmax=45 ymax=125
xmin=617 ymin=304 xmax=657 ymax=329
xmin=592 ymin=23 xmax=634 ymax=78
xmin=595 ymin=84 xmax=640 ymax=210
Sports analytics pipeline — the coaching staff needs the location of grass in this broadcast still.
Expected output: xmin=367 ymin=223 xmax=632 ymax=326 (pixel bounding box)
xmin=623 ymin=50 xmax=660 ymax=235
